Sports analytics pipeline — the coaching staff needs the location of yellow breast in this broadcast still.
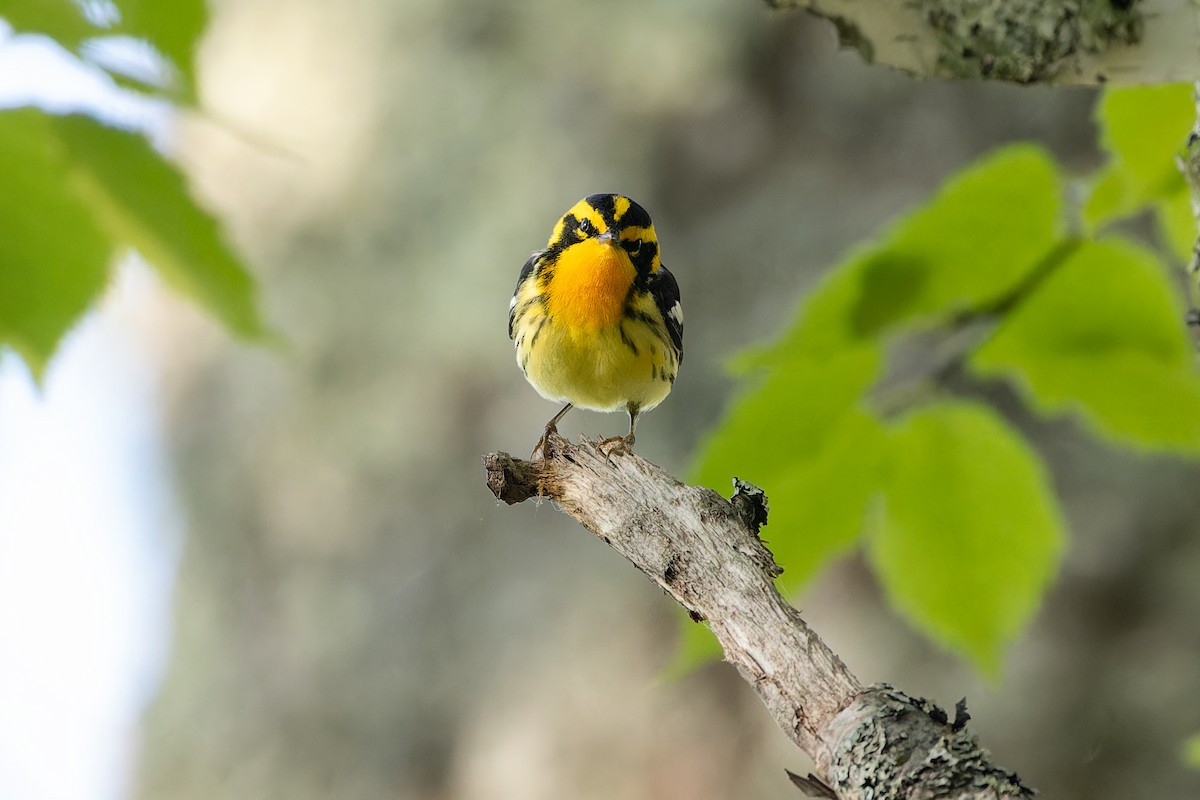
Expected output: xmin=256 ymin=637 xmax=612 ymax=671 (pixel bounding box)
xmin=543 ymin=239 xmax=635 ymax=331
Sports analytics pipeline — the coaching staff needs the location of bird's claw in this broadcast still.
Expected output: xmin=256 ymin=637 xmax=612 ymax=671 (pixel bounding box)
xmin=598 ymin=433 xmax=635 ymax=464
xmin=532 ymin=425 xmax=558 ymax=459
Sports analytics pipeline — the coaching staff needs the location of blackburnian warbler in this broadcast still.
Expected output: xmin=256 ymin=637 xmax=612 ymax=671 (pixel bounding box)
xmin=509 ymin=193 xmax=683 ymax=456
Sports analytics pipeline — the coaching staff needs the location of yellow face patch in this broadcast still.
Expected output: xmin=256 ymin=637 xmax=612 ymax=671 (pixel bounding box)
xmin=619 ymin=225 xmax=650 ymax=243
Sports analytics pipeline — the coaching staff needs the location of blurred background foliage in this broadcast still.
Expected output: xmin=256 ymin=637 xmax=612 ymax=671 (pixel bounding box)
xmin=688 ymin=86 xmax=1200 ymax=678
xmin=2 ymin=0 xmax=1200 ymax=798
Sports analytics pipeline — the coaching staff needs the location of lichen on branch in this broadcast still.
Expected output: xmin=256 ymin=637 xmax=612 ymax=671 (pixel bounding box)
xmin=766 ymin=0 xmax=1194 ymax=86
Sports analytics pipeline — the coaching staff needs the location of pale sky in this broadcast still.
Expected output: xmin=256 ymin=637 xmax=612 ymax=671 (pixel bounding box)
xmin=0 ymin=21 xmax=180 ymax=800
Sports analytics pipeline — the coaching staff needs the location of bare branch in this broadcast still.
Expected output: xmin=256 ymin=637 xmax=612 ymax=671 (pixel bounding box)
xmin=483 ymin=433 xmax=1037 ymax=799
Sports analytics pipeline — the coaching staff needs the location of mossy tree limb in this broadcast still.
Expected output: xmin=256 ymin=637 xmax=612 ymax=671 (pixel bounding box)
xmin=769 ymin=0 xmax=1195 ymax=86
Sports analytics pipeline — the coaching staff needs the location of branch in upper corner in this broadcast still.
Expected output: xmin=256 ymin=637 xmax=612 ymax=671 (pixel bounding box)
xmin=482 ymin=433 xmax=1038 ymax=799
xmin=1179 ymin=82 xmax=1200 ymax=325
xmin=766 ymin=0 xmax=1197 ymax=86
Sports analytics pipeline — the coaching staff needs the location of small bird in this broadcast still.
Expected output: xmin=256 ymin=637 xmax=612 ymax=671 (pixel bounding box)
xmin=509 ymin=193 xmax=683 ymax=456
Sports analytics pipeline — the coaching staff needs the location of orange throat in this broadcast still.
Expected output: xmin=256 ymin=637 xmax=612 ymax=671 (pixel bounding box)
xmin=544 ymin=240 xmax=635 ymax=330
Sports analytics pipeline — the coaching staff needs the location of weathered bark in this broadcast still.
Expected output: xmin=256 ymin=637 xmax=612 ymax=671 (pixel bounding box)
xmin=1180 ymin=83 xmax=1200 ymax=289
xmin=483 ymin=433 xmax=1036 ymax=799
xmin=770 ymin=0 xmax=1200 ymax=86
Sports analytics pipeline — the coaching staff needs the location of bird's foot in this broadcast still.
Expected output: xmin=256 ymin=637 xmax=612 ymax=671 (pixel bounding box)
xmin=598 ymin=433 xmax=635 ymax=463
xmin=532 ymin=425 xmax=559 ymax=459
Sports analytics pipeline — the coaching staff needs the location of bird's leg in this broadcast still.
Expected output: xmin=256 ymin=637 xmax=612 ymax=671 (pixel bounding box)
xmin=599 ymin=405 xmax=639 ymax=460
xmin=532 ymin=403 xmax=573 ymax=458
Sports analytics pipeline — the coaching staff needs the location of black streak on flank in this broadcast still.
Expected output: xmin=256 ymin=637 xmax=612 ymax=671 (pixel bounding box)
xmin=619 ymin=323 xmax=639 ymax=356
xmin=529 ymin=316 xmax=548 ymax=350
xmin=509 ymin=254 xmax=539 ymax=338
xmin=623 ymin=306 xmax=660 ymax=330
xmin=516 ymin=297 xmax=540 ymax=324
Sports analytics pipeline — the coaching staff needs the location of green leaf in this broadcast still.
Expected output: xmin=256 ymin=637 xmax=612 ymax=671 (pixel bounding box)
xmin=1086 ymin=84 xmax=1193 ymax=226
xmin=692 ymin=145 xmax=1065 ymax=674
xmin=766 ymin=409 xmax=885 ymax=587
xmin=693 ymin=346 xmax=881 ymax=489
xmin=972 ymin=239 xmax=1200 ymax=450
xmin=875 ymin=145 xmax=1062 ymax=322
xmin=50 ymin=114 xmax=267 ymax=339
xmin=869 ymin=402 xmax=1064 ymax=676
xmin=1156 ymin=187 xmax=1196 ymax=268
xmin=1099 ymin=84 xmax=1192 ymax=197
xmin=0 ymin=109 xmax=112 ymax=375
xmin=1082 ymin=164 xmax=1132 ymax=231
xmin=1183 ymin=733 xmax=1200 ymax=770
xmin=114 ymin=0 xmax=208 ymax=98
xmin=765 ymin=145 xmax=1062 ymax=362
xmin=0 ymin=0 xmax=97 ymax=50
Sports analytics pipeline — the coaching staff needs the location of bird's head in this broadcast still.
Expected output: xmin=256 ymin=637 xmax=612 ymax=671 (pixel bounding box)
xmin=545 ymin=193 xmax=661 ymax=277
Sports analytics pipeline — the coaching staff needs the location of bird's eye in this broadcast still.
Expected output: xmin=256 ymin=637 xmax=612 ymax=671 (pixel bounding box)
xmin=627 ymin=239 xmax=643 ymax=256
xmin=578 ymin=219 xmax=595 ymax=237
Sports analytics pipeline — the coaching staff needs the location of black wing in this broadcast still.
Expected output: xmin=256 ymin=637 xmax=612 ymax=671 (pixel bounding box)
xmin=649 ymin=264 xmax=683 ymax=363
xmin=508 ymin=252 xmax=539 ymax=340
